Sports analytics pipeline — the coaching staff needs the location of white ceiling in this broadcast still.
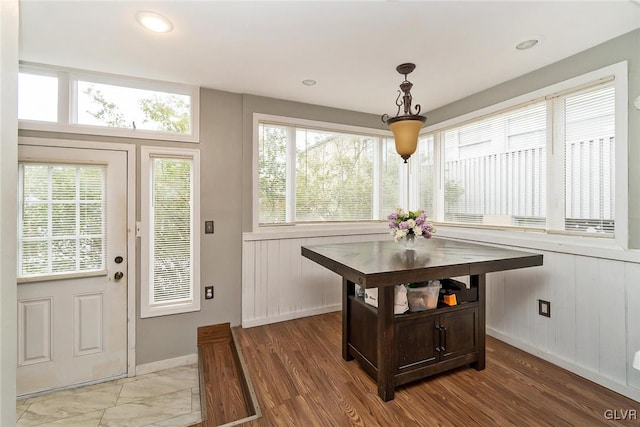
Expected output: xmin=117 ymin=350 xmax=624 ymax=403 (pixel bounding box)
xmin=19 ymin=1 xmax=640 ymax=116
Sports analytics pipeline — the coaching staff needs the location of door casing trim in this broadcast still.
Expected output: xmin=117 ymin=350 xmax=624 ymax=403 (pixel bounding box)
xmin=18 ymin=136 xmax=137 ymax=378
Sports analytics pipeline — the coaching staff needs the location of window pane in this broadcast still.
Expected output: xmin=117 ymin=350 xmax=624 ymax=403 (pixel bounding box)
xmin=296 ymin=129 xmax=374 ymax=221
xmin=564 ymin=85 xmax=615 ymax=234
xmin=258 ymin=124 xmax=287 ymax=224
xmin=76 ymin=81 xmax=191 ymax=134
xmin=416 ymin=136 xmax=435 ymax=218
xmin=18 ymin=164 xmax=106 ymax=278
xmin=443 ymin=102 xmax=547 ymax=228
xmin=151 ymin=158 xmax=193 ymax=305
xmin=18 ymin=73 xmax=58 ymax=122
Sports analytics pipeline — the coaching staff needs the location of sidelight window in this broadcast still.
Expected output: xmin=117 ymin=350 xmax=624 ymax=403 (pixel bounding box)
xmin=141 ymin=146 xmax=201 ymax=318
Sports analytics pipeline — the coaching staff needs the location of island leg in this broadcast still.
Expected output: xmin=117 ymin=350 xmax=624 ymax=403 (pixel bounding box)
xmin=342 ymin=278 xmax=354 ymax=361
xmin=471 ymin=273 xmax=486 ymax=371
xmin=377 ymin=285 xmax=395 ymax=401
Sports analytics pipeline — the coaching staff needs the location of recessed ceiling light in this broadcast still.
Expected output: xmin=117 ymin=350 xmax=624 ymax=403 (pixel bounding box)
xmin=136 ymin=11 xmax=173 ymax=33
xmin=516 ymin=39 xmax=539 ymax=50
xmin=302 ymin=79 xmax=317 ymax=86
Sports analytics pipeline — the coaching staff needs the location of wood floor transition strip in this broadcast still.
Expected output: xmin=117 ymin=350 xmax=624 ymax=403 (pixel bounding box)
xmin=194 ymin=323 xmax=261 ymax=427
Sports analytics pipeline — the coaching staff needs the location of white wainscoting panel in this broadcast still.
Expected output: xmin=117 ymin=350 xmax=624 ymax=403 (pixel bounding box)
xmin=625 ymin=262 xmax=640 ymax=390
xmin=242 ymin=231 xmax=387 ymax=327
xmin=18 ymin=298 xmax=52 ymax=366
xmin=484 ymin=246 xmax=640 ymax=402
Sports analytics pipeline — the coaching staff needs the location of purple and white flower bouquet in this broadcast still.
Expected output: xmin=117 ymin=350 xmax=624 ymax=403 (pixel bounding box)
xmin=387 ymin=208 xmax=436 ymax=243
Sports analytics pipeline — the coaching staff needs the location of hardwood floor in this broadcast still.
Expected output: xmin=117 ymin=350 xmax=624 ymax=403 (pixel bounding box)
xmin=196 ymin=312 xmax=640 ymax=426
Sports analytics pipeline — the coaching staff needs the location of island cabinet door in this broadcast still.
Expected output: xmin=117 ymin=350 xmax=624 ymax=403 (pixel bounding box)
xmin=439 ymin=306 xmax=479 ymax=361
xmin=395 ymin=315 xmax=440 ymax=373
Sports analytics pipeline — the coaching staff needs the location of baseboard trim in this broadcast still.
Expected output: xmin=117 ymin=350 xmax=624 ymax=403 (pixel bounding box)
xmin=242 ymin=304 xmax=341 ymax=328
xmin=135 ymin=353 xmax=198 ymax=376
xmin=487 ymin=328 xmax=640 ymax=403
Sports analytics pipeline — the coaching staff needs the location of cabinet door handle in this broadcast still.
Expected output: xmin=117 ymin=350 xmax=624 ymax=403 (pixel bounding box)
xmin=435 ymin=325 xmax=442 ymax=352
xmin=441 ymin=326 xmax=447 ymax=353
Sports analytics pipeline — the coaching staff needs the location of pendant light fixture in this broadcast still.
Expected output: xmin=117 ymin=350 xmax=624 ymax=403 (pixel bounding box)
xmin=381 ymin=63 xmax=427 ymax=163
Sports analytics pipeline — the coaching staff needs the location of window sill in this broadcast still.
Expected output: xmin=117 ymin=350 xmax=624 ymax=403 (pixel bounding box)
xmin=436 ymin=226 xmax=640 ymax=263
xmin=244 ymin=222 xmax=389 ymax=241
xmin=140 ymin=302 xmax=200 ymax=319
xmin=245 ymin=222 xmax=640 ymax=263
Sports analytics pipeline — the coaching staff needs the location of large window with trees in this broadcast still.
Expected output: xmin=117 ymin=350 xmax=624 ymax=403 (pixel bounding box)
xmin=141 ymin=146 xmax=200 ymax=318
xmin=257 ymin=116 xmax=403 ymax=225
xmin=18 ymin=63 xmax=199 ymax=142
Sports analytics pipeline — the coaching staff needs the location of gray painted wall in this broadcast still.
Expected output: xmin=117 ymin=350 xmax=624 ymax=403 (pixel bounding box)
xmin=136 ymin=88 xmax=245 ymax=364
xmin=425 ymin=29 xmax=640 ymax=248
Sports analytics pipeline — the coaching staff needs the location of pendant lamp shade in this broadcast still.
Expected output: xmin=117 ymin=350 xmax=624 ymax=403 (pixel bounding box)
xmin=388 ymin=117 xmax=427 ymax=162
xmin=382 ymin=63 xmax=427 ymax=163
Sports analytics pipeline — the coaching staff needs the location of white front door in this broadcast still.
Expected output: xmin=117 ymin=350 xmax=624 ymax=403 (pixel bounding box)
xmin=17 ymin=145 xmax=128 ymax=396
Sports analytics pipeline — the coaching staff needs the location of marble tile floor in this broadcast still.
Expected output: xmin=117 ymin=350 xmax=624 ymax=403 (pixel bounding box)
xmin=16 ymin=364 xmax=202 ymax=427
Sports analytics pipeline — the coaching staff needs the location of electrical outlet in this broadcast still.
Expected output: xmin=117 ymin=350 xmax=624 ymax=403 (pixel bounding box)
xmin=205 ymin=286 xmax=214 ymax=300
xmin=538 ymin=299 xmax=550 ymax=317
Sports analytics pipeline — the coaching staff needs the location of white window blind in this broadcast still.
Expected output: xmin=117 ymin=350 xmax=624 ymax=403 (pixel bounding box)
xmin=563 ymin=85 xmax=615 ymax=234
xmin=442 ymin=102 xmax=547 ymax=228
xmin=258 ymin=124 xmax=287 ymax=224
xmin=141 ymin=146 xmax=200 ymax=318
xmin=381 ymin=137 xmax=402 ymax=215
xmin=257 ymin=120 xmax=398 ymax=225
xmin=151 ymin=156 xmax=194 ymax=305
xmin=415 ymin=136 xmax=435 ymax=218
xmin=18 ymin=163 xmax=106 ymax=278
xmin=296 ymin=129 xmax=375 ymax=221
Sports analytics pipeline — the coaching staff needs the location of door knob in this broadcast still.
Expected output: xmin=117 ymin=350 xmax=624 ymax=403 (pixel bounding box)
xmin=114 ymin=271 xmax=124 ymax=281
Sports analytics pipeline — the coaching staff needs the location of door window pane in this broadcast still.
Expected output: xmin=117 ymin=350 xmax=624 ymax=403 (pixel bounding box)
xmin=18 ymin=164 xmax=106 ymax=278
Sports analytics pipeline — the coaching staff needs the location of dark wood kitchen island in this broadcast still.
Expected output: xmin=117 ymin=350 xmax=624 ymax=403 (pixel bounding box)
xmin=301 ymin=238 xmax=543 ymax=401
